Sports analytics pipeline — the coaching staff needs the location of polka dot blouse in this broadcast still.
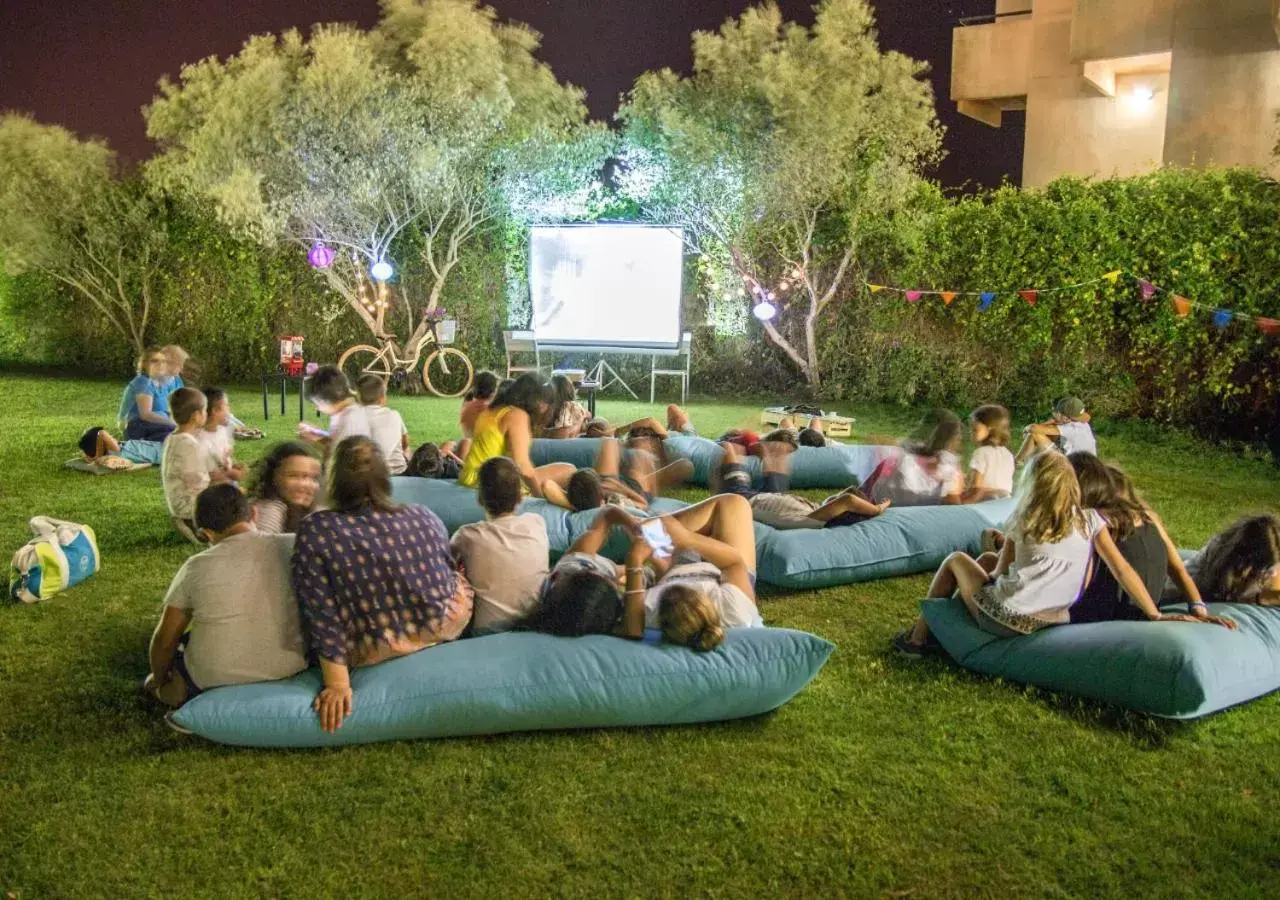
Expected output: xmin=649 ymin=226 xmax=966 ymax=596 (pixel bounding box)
xmin=292 ymin=504 xmax=458 ymax=666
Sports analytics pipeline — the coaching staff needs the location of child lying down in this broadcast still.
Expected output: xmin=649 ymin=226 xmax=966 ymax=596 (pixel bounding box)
xmin=78 ymin=426 xmax=163 ymax=468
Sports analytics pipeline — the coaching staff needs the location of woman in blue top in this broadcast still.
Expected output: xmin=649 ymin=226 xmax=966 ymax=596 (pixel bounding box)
xmin=118 ymin=347 xmax=177 ymax=442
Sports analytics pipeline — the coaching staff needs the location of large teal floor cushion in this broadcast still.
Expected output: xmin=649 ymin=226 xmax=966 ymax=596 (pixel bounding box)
xmin=664 ymin=434 xmax=881 ymax=490
xmin=533 ymin=435 xmax=882 ymax=490
xmin=170 ymin=628 xmax=836 ymax=748
xmin=922 ymin=597 xmax=1280 ymax=718
xmin=389 ymin=476 xmax=687 ymax=560
xmin=756 ymin=498 xmax=1015 ymax=588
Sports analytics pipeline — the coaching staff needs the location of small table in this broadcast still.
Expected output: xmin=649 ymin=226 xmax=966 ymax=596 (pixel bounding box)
xmin=578 ymin=379 xmax=601 ymax=417
xmin=760 ymin=406 xmax=855 ymax=437
xmin=262 ymin=372 xmax=307 ymax=421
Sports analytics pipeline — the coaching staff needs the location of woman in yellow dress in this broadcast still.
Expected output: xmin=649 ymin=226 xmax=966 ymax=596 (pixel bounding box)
xmin=458 ymin=374 xmax=574 ymax=506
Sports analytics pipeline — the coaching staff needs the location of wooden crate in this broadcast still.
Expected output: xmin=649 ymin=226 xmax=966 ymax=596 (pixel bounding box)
xmin=760 ymin=407 xmax=855 ymax=437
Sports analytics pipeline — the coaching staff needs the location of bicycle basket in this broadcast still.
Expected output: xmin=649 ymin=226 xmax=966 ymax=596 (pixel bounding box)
xmin=437 ymin=318 xmax=458 ymax=345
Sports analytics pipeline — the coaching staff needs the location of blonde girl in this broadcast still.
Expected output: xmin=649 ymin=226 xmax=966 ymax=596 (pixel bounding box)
xmin=963 ymin=404 xmax=1015 ymax=502
xmin=894 ymin=452 xmax=1227 ymax=657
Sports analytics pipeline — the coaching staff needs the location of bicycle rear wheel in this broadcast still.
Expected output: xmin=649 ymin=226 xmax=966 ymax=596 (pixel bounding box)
xmin=422 ymin=348 xmax=474 ymax=398
xmin=337 ymin=345 xmax=392 ymax=386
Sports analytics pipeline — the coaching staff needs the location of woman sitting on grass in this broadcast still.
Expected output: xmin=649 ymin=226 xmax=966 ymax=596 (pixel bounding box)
xmin=118 ymin=347 xmax=177 ymax=442
xmin=894 ymin=452 xmax=1229 ymax=658
xmin=526 ymin=494 xmax=761 ymax=650
xmin=292 ymin=436 xmax=473 ymax=733
xmin=246 ymin=442 xmax=322 ymax=535
xmin=1067 ymin=453 xmax=1235 ymax=628
xmin=1182 ymin=514 xmax=1280 ymax=606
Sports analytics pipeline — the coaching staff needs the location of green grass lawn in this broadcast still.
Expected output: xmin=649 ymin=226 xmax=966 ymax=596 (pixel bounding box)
xmin=2 ymin=374 xmax=1279 ymax=897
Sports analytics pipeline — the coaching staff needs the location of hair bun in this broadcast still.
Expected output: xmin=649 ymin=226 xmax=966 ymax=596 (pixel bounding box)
xmin=694 ymin=622 xmax=725 ymax=652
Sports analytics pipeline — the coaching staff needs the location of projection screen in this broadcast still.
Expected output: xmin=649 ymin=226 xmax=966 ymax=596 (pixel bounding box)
xmin=529 ymin=224 xmax=684 ymax=349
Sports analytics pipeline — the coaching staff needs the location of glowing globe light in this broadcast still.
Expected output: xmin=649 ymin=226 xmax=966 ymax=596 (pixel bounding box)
xmin=307 ymin=243 xmax=335 ymax=269
xmin=753 ymin=300 xmax=777 ymax=321
xmin=370 ymin=260 xmax=394 ymax=281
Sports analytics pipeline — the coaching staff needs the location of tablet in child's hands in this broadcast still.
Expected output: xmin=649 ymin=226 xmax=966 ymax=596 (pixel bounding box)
xmin=297 ymin=422 xmax=329 ymax=440
xmin=640 ymin=518 xmax=674 ymax=559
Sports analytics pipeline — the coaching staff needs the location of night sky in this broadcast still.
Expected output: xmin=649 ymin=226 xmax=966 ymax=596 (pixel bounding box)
xmin=0 ymin=0 xmax=1023 ymax=190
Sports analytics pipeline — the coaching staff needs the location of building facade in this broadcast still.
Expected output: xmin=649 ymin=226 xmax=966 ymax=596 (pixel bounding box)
xmin=951 ymin=0 xmax=1280 ymax=186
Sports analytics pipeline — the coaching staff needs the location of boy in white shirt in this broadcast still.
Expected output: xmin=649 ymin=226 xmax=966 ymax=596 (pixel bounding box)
xmin=450 ymin=457 xmax=549 ymax=634
xmin=161 ymin=388 xmax=212 ymax=535
xmin=298 ymin=365 xmax=371 ymax=466
xmin=1015 ymin=396 xmax=1098 ymax=465
xmin=197 ymin=387 xmax=248 ymax=483
xmin=145 ymin=483 xmax=308 ymax=707
xmin=357 ymin=374 xmax=410 ymax=475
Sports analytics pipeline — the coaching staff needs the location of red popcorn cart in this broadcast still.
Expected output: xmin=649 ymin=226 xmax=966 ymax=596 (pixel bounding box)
xmin=279 ymin=336 xmax=305 ymax=377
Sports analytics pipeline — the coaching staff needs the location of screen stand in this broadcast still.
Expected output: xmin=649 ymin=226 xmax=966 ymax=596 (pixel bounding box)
xmin=586 ymin=357 xmax=638 ymax=400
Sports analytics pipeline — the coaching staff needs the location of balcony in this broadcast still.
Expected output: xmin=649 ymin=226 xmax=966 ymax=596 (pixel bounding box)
xmin=951 ymin=10 xmax=1032 ymax=127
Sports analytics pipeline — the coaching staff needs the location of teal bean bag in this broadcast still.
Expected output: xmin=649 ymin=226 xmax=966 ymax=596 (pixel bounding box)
xmin=531 ymin=436 xmax=881 ymax=490
xmin=169 ymin=628 xmax=836 ymax=748
xmin=921 ymin=597 xmax=1280 ymax=718
xmin=388 ymin=476 xmax=687 ymax=561
xmin=663 ymin=434 xmax=881 ymax=490
xmin=755 ymin=498 xmax=1016 ymax=589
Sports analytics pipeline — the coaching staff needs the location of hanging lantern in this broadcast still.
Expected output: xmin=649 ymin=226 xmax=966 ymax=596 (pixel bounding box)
xmin=753 ymin=300 xmax=777 ymax=321
xmin=370 ymin=259 xmax=394 ymax=281
xmin=307 ymin=243 xmax=335 ymax=269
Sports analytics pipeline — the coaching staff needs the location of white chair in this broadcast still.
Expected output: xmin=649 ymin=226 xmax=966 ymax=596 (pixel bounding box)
xmin=503 ymin=330 xmax=540 ymax=378
xmin=649 ymin=332 xmax=693 ymax=404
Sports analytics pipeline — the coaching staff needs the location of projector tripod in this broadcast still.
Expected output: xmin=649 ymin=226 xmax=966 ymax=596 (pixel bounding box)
xmin=585 ymin=357 xmax=638 ymax=400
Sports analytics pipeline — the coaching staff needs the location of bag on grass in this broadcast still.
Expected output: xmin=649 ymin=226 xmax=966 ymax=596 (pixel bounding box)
xmin=8 ymin=516 xmax=100 ymax=604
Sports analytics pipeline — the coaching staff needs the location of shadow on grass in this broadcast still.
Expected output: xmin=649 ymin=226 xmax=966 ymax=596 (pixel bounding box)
xmin=884 ymin=652 xmax=1186 ymax=748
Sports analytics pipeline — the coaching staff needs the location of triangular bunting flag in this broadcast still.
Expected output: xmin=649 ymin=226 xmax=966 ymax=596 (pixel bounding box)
xmin=940 ymin=291 xmax=957 ymax=306
xmin=1213 ymin=309 xmax=1233 ymax=329
xmin=1172 ymin=296 xmax=1191 ymax=317
xmin=978 ymin=292 xmax=996 ymax=311
xmin=1139 ymin=280 xmax=1157 ymax=301
xmin=1019 ymin=290 xmax=1038 ymax=306
xmin=868 ymin=284 xmax=886 ymax=293
xmin=1102 ymin=270 xmax=1122 ymax=284
xmin=1257 ymin=317 xmax=1280 ymax=336
xmin=905 ymin=290 xmax=922 ymax=303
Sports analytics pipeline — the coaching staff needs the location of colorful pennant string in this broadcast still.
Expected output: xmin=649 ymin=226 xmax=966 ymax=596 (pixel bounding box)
xmin=863 ymin=272 xmax=1279 ymax=338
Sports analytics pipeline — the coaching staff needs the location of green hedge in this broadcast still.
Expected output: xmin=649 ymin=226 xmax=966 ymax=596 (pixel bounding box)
xmin=841 ymin=169 xmax=1280 ymax=443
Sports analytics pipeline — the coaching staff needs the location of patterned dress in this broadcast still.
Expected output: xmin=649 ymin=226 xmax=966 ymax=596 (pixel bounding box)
xmin=292 ymin=505 xmax=460 ymax=666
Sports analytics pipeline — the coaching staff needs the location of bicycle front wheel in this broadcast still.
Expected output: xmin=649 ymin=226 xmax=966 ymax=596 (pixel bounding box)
xmin=422 ymin=347 xmax=474 ymax=398
xmin=337 ymin=345 xmax=392 ymax=386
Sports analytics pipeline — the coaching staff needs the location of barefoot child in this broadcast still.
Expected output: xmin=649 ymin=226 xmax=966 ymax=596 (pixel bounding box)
xmin=717 ymin=439 xmax=888 ymax=529
xmin=78 ymin=426 xmax=163 ymax=466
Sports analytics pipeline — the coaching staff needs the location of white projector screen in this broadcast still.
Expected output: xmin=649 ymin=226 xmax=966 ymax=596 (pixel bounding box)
xmin=529 ymin=224 xmax=684 ymax=349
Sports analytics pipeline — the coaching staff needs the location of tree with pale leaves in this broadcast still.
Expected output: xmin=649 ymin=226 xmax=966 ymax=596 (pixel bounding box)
xmin=617 ymin=0 xmax=942 ymax=385
xmin=146 ymin=0 xmax=612 ymax=352
xmin=0 ymin=114 xmax=168 ymax=358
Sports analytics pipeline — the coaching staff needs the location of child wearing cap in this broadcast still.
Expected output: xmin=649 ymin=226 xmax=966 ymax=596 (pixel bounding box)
xmin=1015 ymin=396 xmax=1097 ymax=465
